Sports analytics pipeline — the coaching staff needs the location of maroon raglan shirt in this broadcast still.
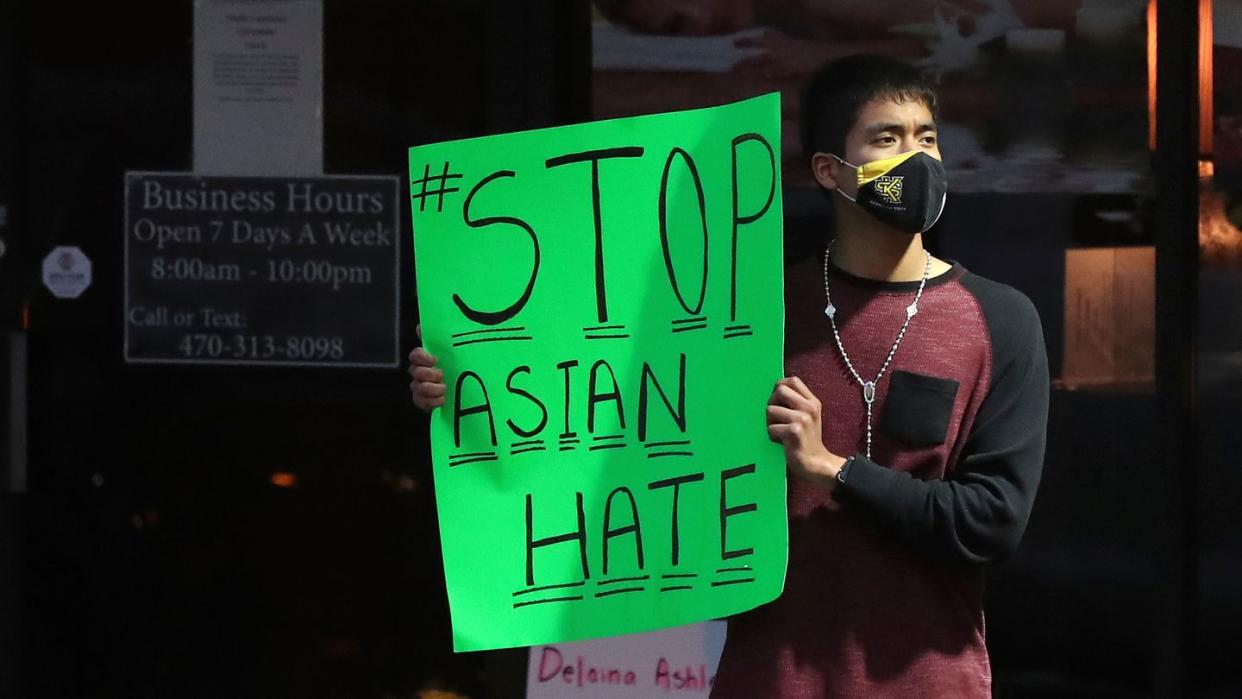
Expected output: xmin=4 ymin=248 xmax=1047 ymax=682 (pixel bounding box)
xmin=711 ymin=254 xmax=1050 ymax=698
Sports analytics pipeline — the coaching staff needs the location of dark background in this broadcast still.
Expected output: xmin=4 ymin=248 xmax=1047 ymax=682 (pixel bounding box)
xmin=0 ymin=1 xmax=1236 ymax=697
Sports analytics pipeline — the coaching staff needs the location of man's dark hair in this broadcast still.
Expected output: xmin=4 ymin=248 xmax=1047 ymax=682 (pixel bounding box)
xmin=800 ymin=55 xmax=939 ymax=159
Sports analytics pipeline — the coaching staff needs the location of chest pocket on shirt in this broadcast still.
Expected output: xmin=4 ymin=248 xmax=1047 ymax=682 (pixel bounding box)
xmin=879 ymin=370 xmax=960 ymax=447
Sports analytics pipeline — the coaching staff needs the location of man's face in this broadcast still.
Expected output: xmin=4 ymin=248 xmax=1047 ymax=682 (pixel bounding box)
xmin=834 ymin=97 xmax=941 ymax=199
xmin=607 ymin=0 xmax=754 ymax=36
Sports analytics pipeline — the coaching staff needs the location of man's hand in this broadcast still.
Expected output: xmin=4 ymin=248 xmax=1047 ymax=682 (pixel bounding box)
xmin=767 ymin=376 xmax=846 ymax=487
xmin=408 ymin=324 xmax=446 ymax=412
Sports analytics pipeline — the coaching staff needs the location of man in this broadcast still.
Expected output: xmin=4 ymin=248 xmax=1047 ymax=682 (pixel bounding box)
xmin=707 ymin=55 xmax=1049 ymax=697
xmin=410 ymin=55 xmax=1048 ymax=697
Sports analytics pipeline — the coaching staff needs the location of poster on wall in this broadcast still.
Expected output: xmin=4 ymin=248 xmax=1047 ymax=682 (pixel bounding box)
xmin=409 ymin=94 xmax=787 ymax=651
xmin=1061 ymin=246 xmax=1154 ymax=388
xmin=193 ymin=0 xmax=324 ymax=176
xmin=592 ymin=0 xmax=1152 ymax=194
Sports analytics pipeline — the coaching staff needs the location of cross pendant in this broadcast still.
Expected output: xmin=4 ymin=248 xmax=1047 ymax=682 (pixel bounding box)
xmin=862 ymin=381 xmax=877 ymax=404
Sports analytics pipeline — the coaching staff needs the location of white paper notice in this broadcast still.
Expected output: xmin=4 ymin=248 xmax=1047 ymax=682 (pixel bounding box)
xmin=526 ymin=622 xmax=726 ymax=698
xmin=193 ymin=0 xmax=323 ymax=176
xmin=1062 ymin=246 xmax=1155 ymax=388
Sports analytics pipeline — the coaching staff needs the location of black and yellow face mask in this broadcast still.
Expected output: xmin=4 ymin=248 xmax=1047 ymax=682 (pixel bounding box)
xmin=832 ymin=151 xmax=948 ymax=234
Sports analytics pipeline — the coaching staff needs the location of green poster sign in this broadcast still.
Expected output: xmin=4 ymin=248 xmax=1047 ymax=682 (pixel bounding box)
xmin=409 ymin=93 xmax=787 ymax=652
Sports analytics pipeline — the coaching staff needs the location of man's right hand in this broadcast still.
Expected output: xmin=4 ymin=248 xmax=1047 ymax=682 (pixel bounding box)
xmin=408 ymin=324 xmax=446 ymax=412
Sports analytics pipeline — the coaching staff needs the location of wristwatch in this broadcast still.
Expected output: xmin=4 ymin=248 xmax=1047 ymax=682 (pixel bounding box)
xmin=836 ymin=456 xmax=854 ymax=485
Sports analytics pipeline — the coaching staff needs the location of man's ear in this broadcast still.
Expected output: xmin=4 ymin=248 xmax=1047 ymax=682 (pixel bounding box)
xmin=811 ymin=152 xmax=843 ymax=192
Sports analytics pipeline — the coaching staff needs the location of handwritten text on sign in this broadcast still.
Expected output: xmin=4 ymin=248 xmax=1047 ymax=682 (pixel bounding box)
xmin=526 ymin=622 xmax=726 ymax=697
xmin=409 ymin=94 xmax=787 ymax=652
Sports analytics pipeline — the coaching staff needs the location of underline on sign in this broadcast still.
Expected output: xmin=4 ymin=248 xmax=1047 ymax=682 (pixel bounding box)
xmin=450 ymin=326 xmax=526 ymax=339
xmin=645 ymin=440 xmax=690 ymax=448
xmin=513 ymin=581 xmax=586 ymax=597
xmin=598 ymin=575 xmax=650 ymax=586
xmin=452 ymin=335 xmax=533 ymax=348
xmin=594 ymin=587 xmax=644 ymax=598
xmin=513 ymin=595 xmax=584 ymax=609
xmin=448 ymin=455 xmax=499 ymax=467
xmin=710 ymin=579 xmax=756 ymax=587
xmin=589 ymin=443 xmax=627 ymax=451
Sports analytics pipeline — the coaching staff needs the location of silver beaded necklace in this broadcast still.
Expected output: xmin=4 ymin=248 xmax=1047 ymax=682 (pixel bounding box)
xmin=822 ymin=245 xmax=931 ymax=459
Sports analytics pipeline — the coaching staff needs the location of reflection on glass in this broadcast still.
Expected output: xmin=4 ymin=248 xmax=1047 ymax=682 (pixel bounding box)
xmin=592 ymin=0 xmax=1151 ymax=193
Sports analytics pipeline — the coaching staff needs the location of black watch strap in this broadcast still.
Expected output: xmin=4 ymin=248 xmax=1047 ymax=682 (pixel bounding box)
xmin=836 ymin=456 xmax=854 ymax=485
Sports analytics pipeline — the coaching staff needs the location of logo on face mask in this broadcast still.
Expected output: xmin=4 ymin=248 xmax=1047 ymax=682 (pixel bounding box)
xmin=830 ymin=151 xmax=947 ymax=234
xmin=874 ymin=176 xmax=903 ymax=204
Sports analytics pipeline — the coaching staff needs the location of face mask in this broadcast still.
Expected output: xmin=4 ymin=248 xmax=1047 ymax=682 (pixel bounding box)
xmin=832 ymin=151 xmax=948 ymax=234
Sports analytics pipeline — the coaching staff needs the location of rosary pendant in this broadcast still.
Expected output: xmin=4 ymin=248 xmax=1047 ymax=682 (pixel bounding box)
xmin=822 ymin=245 xmax=931 ymax=461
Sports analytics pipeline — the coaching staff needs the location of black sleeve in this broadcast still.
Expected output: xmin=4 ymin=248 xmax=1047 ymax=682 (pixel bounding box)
xmin=837 ymin=278 xmax=1050 ymax=565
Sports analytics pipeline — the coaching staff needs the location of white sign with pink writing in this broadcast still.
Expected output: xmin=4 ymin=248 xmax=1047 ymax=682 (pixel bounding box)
xmin=526 ymin=622 xmax=726 ymax=697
